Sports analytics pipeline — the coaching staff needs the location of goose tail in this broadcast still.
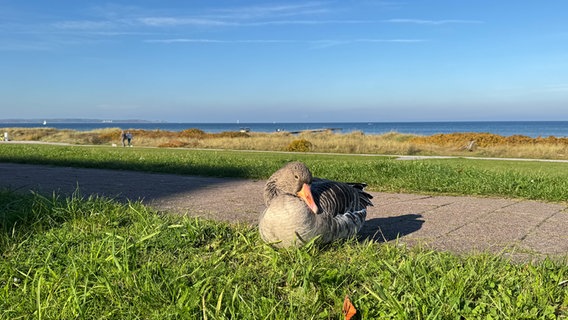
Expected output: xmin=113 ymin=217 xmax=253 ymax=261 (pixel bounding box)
xmin=346 ymin=182 xmax=374 ymax=208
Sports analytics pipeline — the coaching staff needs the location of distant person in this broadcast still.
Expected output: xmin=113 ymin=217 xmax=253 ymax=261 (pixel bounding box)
xmin=3 ymin=132 xmax=8 ymax=141
xmin=126 ymin=131 xmax=133 ymax=147
xmin=121 ymin=130 xmax=127 ymax=147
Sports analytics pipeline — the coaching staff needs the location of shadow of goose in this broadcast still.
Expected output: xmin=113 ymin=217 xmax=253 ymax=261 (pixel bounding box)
xmin=359 ymin=214 xmax=424 ymax=242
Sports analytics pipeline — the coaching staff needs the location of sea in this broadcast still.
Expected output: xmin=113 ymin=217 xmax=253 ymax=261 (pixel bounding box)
xmin=2 ymin=121 xmax=568 ymax=138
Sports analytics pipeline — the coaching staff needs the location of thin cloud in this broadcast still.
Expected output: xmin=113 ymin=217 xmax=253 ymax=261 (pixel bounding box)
xmin=49 ymin=19 xmax=165 ymax=37
xmin=386 ymin=18 xmax=484 ymax=25
xmin=245 ymin=19 xmax=376 ymax=26
xmin=212 ymin=2 xmax=329 ymax=19
xmin=1 ymin=2 xmax=456 ymax=52
xmin=145 ymin=38 xmax=426 ymax=47
xmin=0 ymin=42 xmax=53 ymax=52
xmin=138 ymin=17 xmax=235 ymax=27
xmin=541 ymin=84 xmax=568 ymax=93
xmin=145 ymin=38 xmax=298 ymax=44
xmin=356 ymin=38 xmax=426 ymax=43
xmin=310 ymin=38 xmax=426 ymax=48
xmin=137 ymin=2 xmax=334 ymax=27
xmin=53 ymin=20 xmax=115 ymax=30
xmin=138 ymin=16 xmax=377 ymax=27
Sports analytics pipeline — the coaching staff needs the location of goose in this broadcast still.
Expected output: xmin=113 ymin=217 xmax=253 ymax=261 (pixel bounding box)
xmin=259 ymin=161 xmax=373 ymax=247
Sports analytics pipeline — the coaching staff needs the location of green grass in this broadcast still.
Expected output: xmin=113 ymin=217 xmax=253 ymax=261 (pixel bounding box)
xmin=2 ymin=143 xmax=568 ymax=202
xmin=1 ymin=190 xmax=567 ymax=319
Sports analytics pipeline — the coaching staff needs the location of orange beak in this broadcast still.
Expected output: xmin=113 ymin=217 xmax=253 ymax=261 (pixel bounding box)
xmin=297 ymin=183 xmax=318 ymax=214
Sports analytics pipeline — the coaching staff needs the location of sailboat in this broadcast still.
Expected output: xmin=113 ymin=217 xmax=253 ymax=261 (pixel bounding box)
xmin=43 ymin=120 xmax=47 ymax=125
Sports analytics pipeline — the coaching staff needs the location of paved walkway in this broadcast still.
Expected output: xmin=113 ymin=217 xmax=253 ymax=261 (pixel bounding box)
xmin=1 ymin=162 xmax=567 ymax=261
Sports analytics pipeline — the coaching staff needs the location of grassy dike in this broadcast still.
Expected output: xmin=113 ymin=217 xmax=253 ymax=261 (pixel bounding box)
xmin=1 ymin=143 xmax=568 ymax=318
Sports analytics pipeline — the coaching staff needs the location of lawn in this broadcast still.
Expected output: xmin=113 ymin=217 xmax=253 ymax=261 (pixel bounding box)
xmin=1 ymin=190 xmax=566 ymax=319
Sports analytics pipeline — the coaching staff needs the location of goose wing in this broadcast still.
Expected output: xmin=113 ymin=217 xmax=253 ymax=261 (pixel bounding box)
xmin=307 ymin=178 xmax=373 ymax=243
xmin=311 ymin=178 xmax=373 ymax=216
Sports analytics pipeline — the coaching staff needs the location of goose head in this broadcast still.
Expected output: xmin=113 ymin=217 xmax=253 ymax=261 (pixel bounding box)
xmin=265 ymin=161 xmax=319 ymax=214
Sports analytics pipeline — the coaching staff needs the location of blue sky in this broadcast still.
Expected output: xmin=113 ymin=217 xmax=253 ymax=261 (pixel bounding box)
xmin=1 ymin=1 xmax=568 ymax=122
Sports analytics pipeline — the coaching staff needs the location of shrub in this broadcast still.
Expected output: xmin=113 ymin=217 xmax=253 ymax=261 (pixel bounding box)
xmin=286 ymin=139 xmax=312 ymax=152
xmin=179 ymin=128 xmax=206 ymax=139
xmin=406 ymin=144 xmax=421 ymax=155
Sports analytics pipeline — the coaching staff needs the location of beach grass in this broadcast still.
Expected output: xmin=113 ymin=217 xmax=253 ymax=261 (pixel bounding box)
xmin=1 ymin=190 xmax=567 ymax=319
xmin=1 ymin=143 xmax=568 ymax=202
xmin=3 ymin=127 xmax=568 ymax=160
